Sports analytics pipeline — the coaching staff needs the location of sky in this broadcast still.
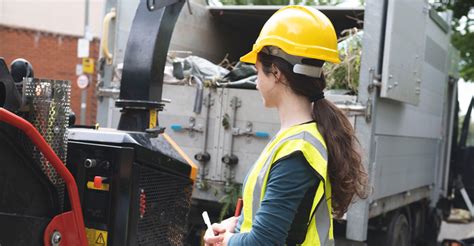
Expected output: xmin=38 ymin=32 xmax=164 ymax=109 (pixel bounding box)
xmin=458 ymin=79 xmax=474 ymax=116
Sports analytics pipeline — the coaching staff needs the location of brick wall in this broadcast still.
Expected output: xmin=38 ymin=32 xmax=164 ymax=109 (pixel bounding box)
xmin=0 ymin=25 xmax=99 ymax=125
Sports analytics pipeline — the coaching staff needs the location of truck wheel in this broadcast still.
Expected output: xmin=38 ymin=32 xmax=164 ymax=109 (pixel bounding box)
xmin=422 ymin=208 xmax=442 ymax=246
xmin=411 ymin=204 xmax=426 ymax=245
xmin=386 ymin=212 xmax=411 ymax=246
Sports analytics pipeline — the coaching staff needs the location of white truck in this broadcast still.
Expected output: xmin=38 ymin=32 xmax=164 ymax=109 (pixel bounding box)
xmin=95 ymin=0 xmax=469 ymax=244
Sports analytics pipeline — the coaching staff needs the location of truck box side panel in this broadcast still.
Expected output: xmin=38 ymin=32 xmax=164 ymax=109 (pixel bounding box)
xmin=372 ymin=135 xmax=438 ymax=200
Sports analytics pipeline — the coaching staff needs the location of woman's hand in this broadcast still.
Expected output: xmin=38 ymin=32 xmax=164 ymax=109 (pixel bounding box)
xmin=204 ymin=223 xmax=226 ymax=246
xmin=203 ymin=217 xmax=238 ymax=246
xmin=220 ymin=216 xmax=239 ymax=233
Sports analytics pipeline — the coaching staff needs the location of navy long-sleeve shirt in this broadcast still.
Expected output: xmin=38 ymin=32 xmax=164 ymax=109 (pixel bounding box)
xmin=229 ymin=151 xmax=320 ymax=245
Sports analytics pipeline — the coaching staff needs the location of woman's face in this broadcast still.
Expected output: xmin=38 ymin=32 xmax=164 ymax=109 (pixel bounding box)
xmin=255 ymin=60 xmax=279 ymax=108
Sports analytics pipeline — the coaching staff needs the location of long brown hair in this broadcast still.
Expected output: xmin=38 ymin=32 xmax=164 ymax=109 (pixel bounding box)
xmin=258 ymin=52 xmax=368 ymax=218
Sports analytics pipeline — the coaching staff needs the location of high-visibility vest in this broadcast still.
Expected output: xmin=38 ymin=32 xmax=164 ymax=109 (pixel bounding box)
xmin=240 ymin=122 xmax=333 ymax=245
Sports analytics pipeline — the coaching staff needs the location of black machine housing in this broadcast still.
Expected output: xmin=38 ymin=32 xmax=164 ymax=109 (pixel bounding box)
xmin=67 ymin=129 xmax=194 ymax=245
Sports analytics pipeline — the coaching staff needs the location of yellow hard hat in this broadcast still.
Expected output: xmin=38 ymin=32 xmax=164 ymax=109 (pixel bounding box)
xmin=240 ymin=5 xmax=340 ymax=64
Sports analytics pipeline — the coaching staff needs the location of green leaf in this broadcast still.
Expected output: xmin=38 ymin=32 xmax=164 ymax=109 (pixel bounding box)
xmin=218 ymin=184 xmax=242 ymax=221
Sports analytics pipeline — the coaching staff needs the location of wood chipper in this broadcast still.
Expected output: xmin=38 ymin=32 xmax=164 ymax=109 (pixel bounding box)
xmin=0 ymin=0 xmax=197 ymax=245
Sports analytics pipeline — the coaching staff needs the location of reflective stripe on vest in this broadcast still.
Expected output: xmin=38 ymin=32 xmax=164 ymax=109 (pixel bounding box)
xmin=240 ymin=123 xmax=333 ymax=245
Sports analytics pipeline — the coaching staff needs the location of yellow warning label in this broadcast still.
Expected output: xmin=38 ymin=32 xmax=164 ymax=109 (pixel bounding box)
xmin=85 ymin=227 xmax=108 ymax=246
xmin=87 ymin=181 xmax=110 ymax=191
xmin=96 ymin=233 xmax=106 ymax=244
xmin=82 ymin=58 xmax=95 ymax=74
xmin=149 ymin=109 xmax=157 ymax=129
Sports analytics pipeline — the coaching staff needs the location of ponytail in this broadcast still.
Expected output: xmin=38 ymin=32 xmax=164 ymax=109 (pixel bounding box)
xmin=312 ymin=99 xmax=368 ymax=218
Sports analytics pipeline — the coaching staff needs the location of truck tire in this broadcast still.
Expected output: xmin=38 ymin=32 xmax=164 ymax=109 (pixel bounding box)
xmin=386 ymin=212 xmax=411 ymax=246
xmin=411 ymin=204 xmax=427 ymax=245
xmin=422 ymin=208 xmax=442 ymax=246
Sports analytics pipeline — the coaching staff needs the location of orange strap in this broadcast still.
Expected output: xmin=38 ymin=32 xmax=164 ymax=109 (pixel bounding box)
xmin=162 ymin=133 xmax=198 ymax=181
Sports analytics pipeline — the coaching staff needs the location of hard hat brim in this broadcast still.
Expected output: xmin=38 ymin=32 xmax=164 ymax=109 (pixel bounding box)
xmin=240 ymin=45 xmax=341 ymax=65
xmin=240 ymin=49 xmax=258 ymax=64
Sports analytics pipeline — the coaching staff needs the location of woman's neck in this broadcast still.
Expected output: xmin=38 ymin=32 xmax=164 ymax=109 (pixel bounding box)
xmin=276 ymin=93 xmax=313 ymax=131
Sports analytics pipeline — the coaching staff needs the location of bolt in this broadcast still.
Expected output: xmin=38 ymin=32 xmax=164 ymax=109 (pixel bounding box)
xmin=84 ymin=159 xmax=97 ymax=168
xmin=51 ymin=231 xmax=61 ymax=246
xmin=101 ymin=161 xmax=111 ymax=169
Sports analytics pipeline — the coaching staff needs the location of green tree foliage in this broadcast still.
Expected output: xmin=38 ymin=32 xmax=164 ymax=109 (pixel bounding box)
xmin=324 ymin=28 xmax=362 ymax=93
xmin=446 ymin=0 xmax=474 ymax=82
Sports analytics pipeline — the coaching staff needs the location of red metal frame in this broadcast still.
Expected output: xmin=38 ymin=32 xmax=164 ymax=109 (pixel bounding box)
xmin=0 ymin=108 xmax=87 ymax=246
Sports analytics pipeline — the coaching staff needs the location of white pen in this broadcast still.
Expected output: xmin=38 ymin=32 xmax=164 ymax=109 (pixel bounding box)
xmin=202 ymin=211 xmax=213 ymax=233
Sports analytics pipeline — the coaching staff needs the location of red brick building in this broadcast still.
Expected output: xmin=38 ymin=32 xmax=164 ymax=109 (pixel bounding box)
xmin=0 ymin=25 xmax=99 ymax=125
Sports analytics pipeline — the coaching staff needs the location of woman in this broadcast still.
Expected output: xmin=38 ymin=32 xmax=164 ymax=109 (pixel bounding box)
xmin=204 ymin=5 xmax=367 ymax=246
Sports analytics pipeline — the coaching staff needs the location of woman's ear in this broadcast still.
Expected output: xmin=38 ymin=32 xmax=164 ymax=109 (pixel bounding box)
xmin=271 ymin=64 xmax=280 ymax=79
xmin=271 ymin=64 xmax=288 ymax=86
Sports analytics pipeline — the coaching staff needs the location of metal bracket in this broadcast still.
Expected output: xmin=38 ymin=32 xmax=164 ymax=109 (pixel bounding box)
xmin=334 ymin=103 xmax=366 ymax=117
xmin=232 ymin=121 xmax=253 ymax=136
xmin=170 ymin=117 xmax=203 ymax=137
xmin=230 ymin=97 xmax=242 ymax=109
xmin=334 ymin=100 xmax=372 ymax=123
xmin=232 ymin=122 xmax=271 ymax=139
xmin=203 ymin=96 xmax=214 ymax=107
xmin=367 ymin=68 xmax=382 ymax=94
xmin=365 ymin=99 xmax=373 ymax=123
xmin=187 ymin=117 xmax=203 ymax=135
xmin=97 ymin=87 xmax=120 ymax=99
